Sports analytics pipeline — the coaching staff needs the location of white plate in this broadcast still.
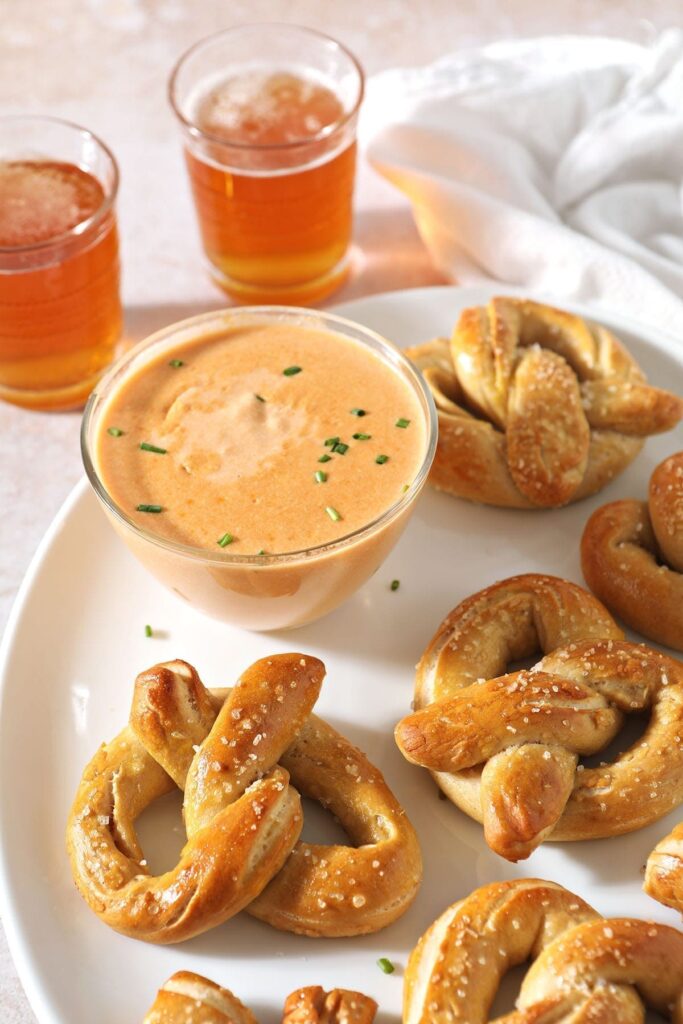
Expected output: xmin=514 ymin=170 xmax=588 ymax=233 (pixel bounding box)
xmin=2 ymin=285 xmax=683 ymax=1024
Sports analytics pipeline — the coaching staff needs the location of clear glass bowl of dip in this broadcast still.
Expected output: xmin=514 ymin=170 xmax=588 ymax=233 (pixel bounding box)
xmin=81 ymin=306 xmax=437 ymax=631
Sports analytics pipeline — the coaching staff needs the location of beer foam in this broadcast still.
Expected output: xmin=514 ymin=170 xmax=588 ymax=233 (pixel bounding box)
xmin=192 ymin=69 xmax=345 ymax=146
xmin=0 ymin=161 xmax=104 ymax=247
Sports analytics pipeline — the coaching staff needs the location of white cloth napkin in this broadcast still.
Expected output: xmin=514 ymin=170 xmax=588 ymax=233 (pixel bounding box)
xmin=364 ymin=31 xmax=683 ymax=336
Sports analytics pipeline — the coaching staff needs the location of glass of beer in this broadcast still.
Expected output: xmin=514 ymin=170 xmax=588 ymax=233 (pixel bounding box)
xmin=169 ymin=25 xmax=364 ymax=305
xmin=0 ymin=116 xmax=122 ymax=411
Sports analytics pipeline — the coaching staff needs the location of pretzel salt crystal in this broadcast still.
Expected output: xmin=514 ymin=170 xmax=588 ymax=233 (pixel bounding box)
xmin=408 ymin=298 xmax=683 ymax=508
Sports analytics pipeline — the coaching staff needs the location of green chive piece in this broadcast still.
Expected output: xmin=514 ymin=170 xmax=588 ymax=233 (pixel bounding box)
xmin=318 ymin=454 xmax=332 ymax=463
xmin=333 ymin=442 xmax=349 ymax=455
xmin=169 ymin=359 xmax=184 ymax=368
xmin=390 ymin=579 xmax=400 ymax=591
xmin=315 ymin=470 xmax=327 ymax=483
xmin=395 ymin=418 xmax=411 ymax=428
xmin=402 ymin=483 xmax=410 ymax=492
xmin=324 ymin=436 xmax=340 ymax=447
xmin=136 ymin=504 xmax=163 ymax=513
xmin=107 ymin=426 xmax=124 ymax=437
xmin=144 ymin=624 xmax=153 ymax=638
xmin=375 ymin=454 xmax=389 ymax=465
xmin=377 ymin=957 xmax=395 ymax=975
xmin=254 ymin=394 xmax=266 ymax=403
xmin=325 ymin=506 xmax=342 ymax=522
xmin=283 ymin=365 xmax=302 ymax=376
xmin=350 ymin=408 xmax=366 ymax=417
xmin=217 ymin=533 xmax=234 ymax=548
xmin=140 ymin=442 xmax=167 ymax=455
xmin=353 ymin=432 xmax=371 ymax=440
xmin=256 ymin=549 xmax=266 ymax=556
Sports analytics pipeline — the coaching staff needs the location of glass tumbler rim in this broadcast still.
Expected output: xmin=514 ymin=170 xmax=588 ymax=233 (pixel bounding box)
xmin=0 ymin=114 xmax=119 ymax=257
xmin=168 ymin=22 xmax=365 ymax=153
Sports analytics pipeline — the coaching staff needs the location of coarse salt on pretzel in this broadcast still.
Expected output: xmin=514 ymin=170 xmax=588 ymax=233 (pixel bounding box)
xmin=405 ymin=879 xmax=683 ymax=1024
xmin=68 ymin=654 xmax=422 ymax=941
xmin=142 ymin=971 xmax=258 ymax=1023
xmin=407 ymin=298 xmax=683 ymax=508
xmin=66 ymin=655 xmax=321 ymax=943
xmin=282 ymin=986 xmax=378 ymax=1023
xmin=582 ymin=450 xmax=683 ymax=651
xmin=399 ymin=638 xmax=683 ymax=860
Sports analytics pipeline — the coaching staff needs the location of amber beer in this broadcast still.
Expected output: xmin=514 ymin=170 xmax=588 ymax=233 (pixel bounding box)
xmin=0 ymin=118 xmax=121 ymax=411
xmin=170 ymin=27 xmax=364 ymax=305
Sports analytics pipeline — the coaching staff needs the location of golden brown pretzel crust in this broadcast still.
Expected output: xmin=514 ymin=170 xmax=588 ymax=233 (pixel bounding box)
xmin=282 ymin=987 xmax=378 ymax=1023
xmin=396 ymin=575 xmax=683 ymax=860
xmin=407 ymin=298 xmax=682 ymax=508
xmin=67 ymin=656 xmax=422 ymax=942
xmin=142 ymin=971 xmax=258 ymax=1023
xmin=404 ymin=880 xmax=683 ymax=1024
xmin=582 ymin=451 xmax=683 ymax=650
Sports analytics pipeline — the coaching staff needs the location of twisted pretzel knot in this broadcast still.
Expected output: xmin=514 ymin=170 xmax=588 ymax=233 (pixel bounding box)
xmin=407 ymin=297 xmax=683 ymax=508
xmin=582 ymin=450 xmax=683 ymax=651
xmin=142 ymin=973 xmax=378 ymax=1024
xmin=67 ymin=654 xmax=422 ymax=943
xmin=395 ymin=575 xmax=683 ymax=860
xmin=404 ymin=879 xmax=683 ymax=1024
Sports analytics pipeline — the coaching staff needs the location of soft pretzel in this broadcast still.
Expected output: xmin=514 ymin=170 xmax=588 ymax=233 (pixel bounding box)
xmin=142 ymin=971 xmax=258 ymax=1023
xmin=582 ymin=450 xmax=683 ymax=650
xmin=646 ymin=821 xmax=683 ymax=915
xmin=67 ymin=655 xmax=422 ymax=942
xmin=407 ymin=298 xmax=683 ymax=508
xmin=397 ymin=581 xmax=683 ymax=858
xmin=142 ymin=973 xmax=378 ymax=1024
xmin=404 ymin=879 xmax=683 ymax=1023
xmin=282 ymin=987 xmax=378 ymax=1023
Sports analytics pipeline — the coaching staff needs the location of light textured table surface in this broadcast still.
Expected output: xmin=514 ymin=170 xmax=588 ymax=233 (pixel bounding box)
xmin=2 ymin=2 xmax=683 ymax=1020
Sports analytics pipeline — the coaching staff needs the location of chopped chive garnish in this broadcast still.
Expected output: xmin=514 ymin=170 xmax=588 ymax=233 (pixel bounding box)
xmin=353 ymin=432 xmax=371 ymax=440
xmin=324 ymin=436 xmax=340 ymax=447
xmin=395 ymin=418 xmax=411 ymax=428
xmin=390 ymin=579 xmax=400 ymax=591
xmin=140 ymin=442 xmax=167 ymax=455
xmin=256 ymin=549 xmax=266 ymax=556
xmin=144 ymin=624 xmax=153 ymax=638
xmin=375 ymin=454 xmax=389 ymax=465
xmin=136 ymin=504 xmax=163 ymax=513
xmin=217 ymin=533 xmax=234 ymax=547
xmin=254 ymin=394 xmax=266 ymax=403
xmin=333 ymin=442 xmax=349 ymax=455
xmin=402 ymin=483 xmax=410 ymax=492
xmin=283 ymin=365 xmax=302 ymax=376
xmin=169 ymin=359 xmax=184 ymax=368
xmin=325 ymin=506 xmax=342 ymax=522
xmin=107 ymin=426 xmax=124 ymax=437
xmin=350 ymin=408 xmax=366 ymax=417
xmin=318 ymin=454 xmax=332 ymax=463
xmin=377 ymin=957 xmax=395 ymax=974
xmin=315 ymin=470 xmax=327 ymax=483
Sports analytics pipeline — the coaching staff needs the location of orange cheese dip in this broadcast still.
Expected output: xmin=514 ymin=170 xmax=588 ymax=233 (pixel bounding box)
xmin=95 ymin=320 xmax=426 ymax=554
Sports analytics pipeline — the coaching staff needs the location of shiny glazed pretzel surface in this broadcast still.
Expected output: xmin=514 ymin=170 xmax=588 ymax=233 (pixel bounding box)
xmin=582 ymin=450 xmax=683 ymax=650
xmin=407 ymin=297 xmax=683 ymax=508
xmin=404 ymin=879 xmax=683 ymax=1024
xmin=395 ymin=575 xmax=683 ymax=860
xmin=66 ymin=655 xmax=422 ymax=943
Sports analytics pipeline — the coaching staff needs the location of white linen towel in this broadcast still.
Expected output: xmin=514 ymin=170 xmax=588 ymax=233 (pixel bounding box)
xmin=364 ymin=31 xmax=683 ymax=335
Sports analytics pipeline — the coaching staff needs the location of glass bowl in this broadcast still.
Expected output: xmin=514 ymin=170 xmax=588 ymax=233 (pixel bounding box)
xmin=81 ymin=306 xmax=437 ymax=630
